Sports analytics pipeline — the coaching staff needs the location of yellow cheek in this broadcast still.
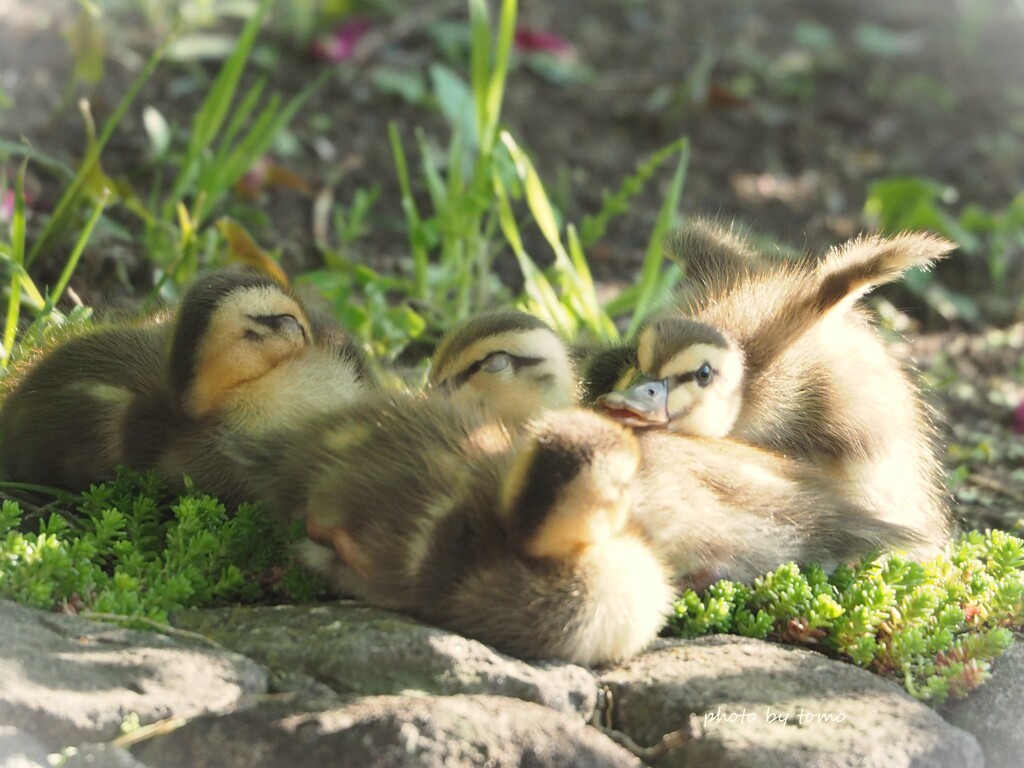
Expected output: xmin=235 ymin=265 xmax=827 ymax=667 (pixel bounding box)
xmin=666 ymin=385 xmax=694 ymax=416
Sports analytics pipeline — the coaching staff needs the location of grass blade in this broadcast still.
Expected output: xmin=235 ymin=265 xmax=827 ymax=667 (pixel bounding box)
xmin=27 ymin=35 xmax=169 ymax=266
xmin=389 ymin=122 xmax=429 ymax=298
xmin=48 ymin=188 xmax=112 ymax=309
xmin=172 ymin=0 xmax=272 ymax=202
xmin=626 ymin=138 xmax=690 ymax=337
xmin=481 ymin=0 xmax=517 ymax=153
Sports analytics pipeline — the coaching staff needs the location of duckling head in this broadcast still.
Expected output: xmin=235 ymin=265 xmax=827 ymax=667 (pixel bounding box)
xmin=169 ymin=267 xmax=313 ymax=419
xmin=430 ymin=310 xmax=577 ymax=426
xmin=597 ymin=316 xmax=744 ymax=436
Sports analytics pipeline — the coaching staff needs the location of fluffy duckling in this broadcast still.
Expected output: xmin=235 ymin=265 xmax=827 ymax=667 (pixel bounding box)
xmin=429 ymin=310 xmax=577 ymax=429
xmin=428 ymin=316 xmax=918 ymax=588
xmin=227 ymin=396 xmax=674 ymax=666
xmin=588 ymin=220 xmax=956 ymax=556
xmin=0 ymin=267 xmax=373 ymax=500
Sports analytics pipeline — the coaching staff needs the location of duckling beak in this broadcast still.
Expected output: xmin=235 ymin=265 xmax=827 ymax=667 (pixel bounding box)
xmin=596 ymin=377 xmax=670 ymax=427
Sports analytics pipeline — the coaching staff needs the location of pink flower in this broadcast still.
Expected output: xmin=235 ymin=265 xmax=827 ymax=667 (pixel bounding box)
xmin=0 ymin=190 xmax=13 ymax=223
xmin=1 ymin=188 xmax=33 ymax=223
xmin=312 ymin=18 xmax=373 ymax=63
xmin=1013 ymin=400 xmax=1024 ymax=434
xmin=514 ymin=27 xmax=574 ymax=57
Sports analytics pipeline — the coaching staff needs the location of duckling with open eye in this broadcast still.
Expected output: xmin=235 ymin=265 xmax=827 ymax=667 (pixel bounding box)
xmin=430 ymin=312 xmax=919 ymax=586
xmin=429 ymin=309 xmax=577 ymax=429
xmin=226 ymin=395 xmax=674 ymax=665
xmin=0 ymin=266 xmax=374 ymax=500
xmin=588 ymin=220 xmax=956 ymax=556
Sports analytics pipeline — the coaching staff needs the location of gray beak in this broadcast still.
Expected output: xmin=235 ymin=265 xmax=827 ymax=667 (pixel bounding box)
xmin=596 ymin=375 xmax=670 ymax=427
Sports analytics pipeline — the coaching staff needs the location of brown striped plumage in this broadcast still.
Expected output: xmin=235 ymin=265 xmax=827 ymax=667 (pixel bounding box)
xmin=0 ymin=267 xmax=373 ymax=500
xmin=588 ymin=220 xmax=956 ymax=557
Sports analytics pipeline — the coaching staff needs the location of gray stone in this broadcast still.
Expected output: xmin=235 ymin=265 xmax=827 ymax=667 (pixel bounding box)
xmin=943 ymin=638 xmax=1024 ymax=768
xmin=596 ymin=636 xmax=984 ymax=768
xmin=59 ymin=744 xmax=153 ymax=768
xmin=173 ymin=602 xmax=597 ymax=717
xmin=0 ymin=726 xmax=48 ymax=768
xmin=131 ymin=694 xmax=641 ymax=768
xmin=0 ymin=600 xmax=268 ymax=753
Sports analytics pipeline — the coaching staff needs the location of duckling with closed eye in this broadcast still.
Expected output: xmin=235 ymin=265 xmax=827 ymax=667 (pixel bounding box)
xmin=226 ymin=395 xmax=674 ymax=665
xmin=0 ymin=266 xmax=374 ymax=500
xmin=154 ymin=266 xmax=376 ymax=501
xmin=429 ymin=309 xmax=577 ymax=428
xmin=587 ymin=220 xmax=956 ymax=556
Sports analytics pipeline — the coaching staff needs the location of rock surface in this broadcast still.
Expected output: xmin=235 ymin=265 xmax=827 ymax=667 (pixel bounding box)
xmin=597 ymin=636 xmax=984 ymax=768
xmin=0 ymin=600 xmax=267 ymax=767
xmin=943 ymin=639 xmax=1024 ymax=768
xmin=172 ymin=603 xmax=597 ymax=717
xmin=2 ymin=599 xmax=1019 ymax=767
xmin=131 ymin=695 xmax=642 ymax=768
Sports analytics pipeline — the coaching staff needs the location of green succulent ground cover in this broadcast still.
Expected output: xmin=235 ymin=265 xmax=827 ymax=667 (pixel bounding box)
xmin=667 ymin=531 xmax=1024 ymax=703
xmin=0 ymin=470 xmax=326 ymax=624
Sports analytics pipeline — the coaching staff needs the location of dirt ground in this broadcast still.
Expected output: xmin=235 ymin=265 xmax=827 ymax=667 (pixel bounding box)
xmin=1 ymin=0 xmax=1022 ymax=532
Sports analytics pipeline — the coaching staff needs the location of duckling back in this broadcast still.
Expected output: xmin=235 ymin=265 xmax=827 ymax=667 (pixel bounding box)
xmin=632 ymin=430 xmax=921 ymax=590
xmin=0 ymin=322 xmax=173 ymax=489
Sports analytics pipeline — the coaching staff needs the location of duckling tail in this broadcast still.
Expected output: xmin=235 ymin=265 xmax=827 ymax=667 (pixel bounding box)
xmin=814 ymin=231 xmax=956 ymax=312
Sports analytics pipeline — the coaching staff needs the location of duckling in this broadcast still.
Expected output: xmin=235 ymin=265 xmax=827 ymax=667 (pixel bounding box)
xmin=429 ymin=310 xmax=577 ymax=429
xmin=0 ymin=266 xmax=373 ymax=500
xmin=152 ymin=266 xmax=376 ymax=501
xmin=226 ymin=395 xmax=674 ymax=666
xmin=588 ymin=220 xmax=956 ymax=556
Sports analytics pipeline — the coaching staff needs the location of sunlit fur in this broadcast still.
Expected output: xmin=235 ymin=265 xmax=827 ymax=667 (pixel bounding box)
xmin=661 ymin=219 xmax=957 ymax=557
xmin=423 ymin=317 xmax=921 ymax=593
xmin=430 ymin=311 xmax=577 ymax=429
xmin=436 ymin=306 xmax=923 ymax=590
xmin=0 ymin=267 xmax=373 ymax=501
xmin=226 ymin=397 xmax=674 ymax=666
xmin=631 ymin=431 xmax=917 ymax=591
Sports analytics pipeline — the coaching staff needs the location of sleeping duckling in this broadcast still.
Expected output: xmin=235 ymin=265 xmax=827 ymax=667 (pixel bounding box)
xmin=0 ymin=266 xmax=373 ymax=500
xmin=227 ymin=396 xmax=674 ymax=666
xmin=429 ymin=310 xmax=577 ymax=429
xmin=589 ymin=220 xmax=956 ymax=556
xmin=152 ymin=266 xmax=376 ymax=501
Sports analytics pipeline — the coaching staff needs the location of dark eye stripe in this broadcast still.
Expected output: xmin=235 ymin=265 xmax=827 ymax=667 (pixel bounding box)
xmin=443 ymin=353 xmax=545 ymax=391
xmin=670 ymin=365 xmax=716 ymax=387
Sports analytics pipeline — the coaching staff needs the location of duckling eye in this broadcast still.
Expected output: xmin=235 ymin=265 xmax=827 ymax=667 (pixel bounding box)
xmin=243 ymin=313 xmax=305 ymax=342
xmin=695 ymin=362 xmax=714 ymax=387
xmin=480 ymin=352 xmax=512 ymax=374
